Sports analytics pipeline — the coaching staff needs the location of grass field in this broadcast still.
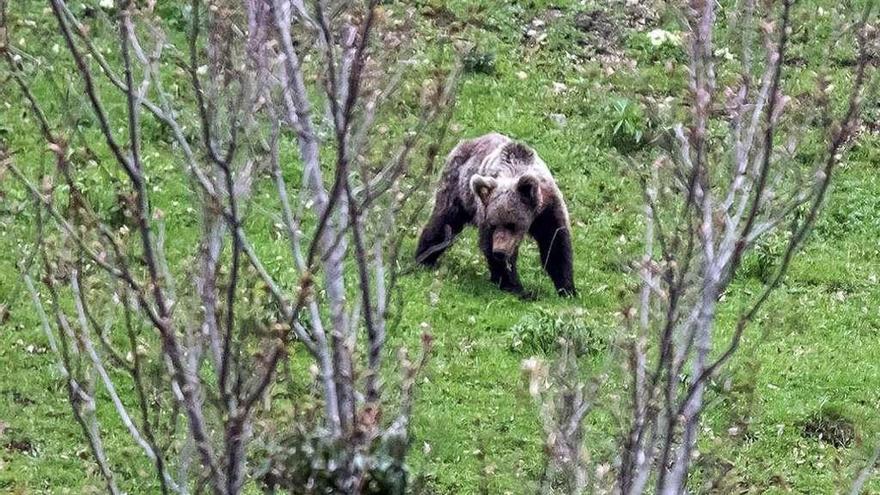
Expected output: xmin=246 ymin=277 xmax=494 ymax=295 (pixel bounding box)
xmin=1 ymin=0 xmax=879 ymax=493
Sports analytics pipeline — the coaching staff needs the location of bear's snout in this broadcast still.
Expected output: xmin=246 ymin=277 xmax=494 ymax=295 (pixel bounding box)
xmin=491 ymin=229 xmax=518 ymax=259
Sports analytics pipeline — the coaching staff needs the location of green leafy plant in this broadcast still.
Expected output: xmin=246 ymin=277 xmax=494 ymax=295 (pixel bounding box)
xmin=252 ymin=427 xmax=410 ymax=495
xmin=509 ymin=308 xmax=604 ymax=356
xmin=600 ymin=97 xmax=652 ymax=154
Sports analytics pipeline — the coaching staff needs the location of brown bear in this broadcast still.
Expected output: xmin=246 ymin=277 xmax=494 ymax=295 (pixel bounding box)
xmin=415 ymin=133 xmax=576 ymax=298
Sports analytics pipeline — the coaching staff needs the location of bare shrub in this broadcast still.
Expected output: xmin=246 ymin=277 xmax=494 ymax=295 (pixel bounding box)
xmin=528 ymin=1 xmax=878 ymax=494
xmin=0 ymin=0 xmax=455 ymax=493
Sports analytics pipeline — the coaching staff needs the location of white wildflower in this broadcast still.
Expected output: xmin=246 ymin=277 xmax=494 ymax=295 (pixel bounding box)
xmin=714 ymin=47 xmax=736 ymax=61
xmin=647 ymin=29 xmax=681 ymax=47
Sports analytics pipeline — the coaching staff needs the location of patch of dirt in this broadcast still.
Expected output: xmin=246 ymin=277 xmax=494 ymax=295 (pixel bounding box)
xmin=418 ymin=4 xmax=500 ymax=35
xmin=618 ymin=0 xmax=662 ymax=31
xmin=538 ymin=7 xmax=565 ymax=25
xmin=3 ymin=430 xmax=36 ymax=456
xmin=569 ymin=8 xmax=639 ymax=73
xmin=2 ymin=390 xmax=35 ymax=407
xmin=420 ymin=3 xmax=457 ymax=28
xmin=785 ymin=55 xmax=808 ymax=67
xmin=517 ymin=2 xmax=662 ymax=73
xmin=378 ymin=5 xmax=420 ymax=50
xmin=573 ymin=9 xmax=621 ymax=56
xmin=800 ymin=407 xmax=857 ymax=447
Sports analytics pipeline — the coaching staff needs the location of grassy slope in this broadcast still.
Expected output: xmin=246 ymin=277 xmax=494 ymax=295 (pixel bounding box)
xmin=1 ymin=0 xmax=879 ymax=493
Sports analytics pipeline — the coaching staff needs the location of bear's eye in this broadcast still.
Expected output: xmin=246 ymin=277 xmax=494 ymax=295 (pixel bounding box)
xmin=504 ymin=223 xmax=517 ymax=231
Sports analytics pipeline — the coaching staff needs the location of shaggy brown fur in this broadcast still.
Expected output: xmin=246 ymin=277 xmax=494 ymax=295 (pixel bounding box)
xmin=415 ymin=133 xmax=576 ymax=298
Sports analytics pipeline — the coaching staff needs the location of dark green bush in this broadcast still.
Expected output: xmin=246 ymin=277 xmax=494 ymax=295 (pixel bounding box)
xmin=463 ymin=50 xmax=497 ymax=75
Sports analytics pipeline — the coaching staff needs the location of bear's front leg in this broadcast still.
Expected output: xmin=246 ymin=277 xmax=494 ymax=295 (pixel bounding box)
xmin=415 ymin=200 xmax=469 ymax=266
xmin=530 ymin=201 xmax=577 ymax=297
xmin=479 ymin=231 xmax=534 ymax=299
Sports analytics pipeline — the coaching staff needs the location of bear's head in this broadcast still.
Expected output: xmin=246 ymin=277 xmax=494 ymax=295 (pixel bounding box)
xmin=470 ymin=172 xmax=543 ymax=260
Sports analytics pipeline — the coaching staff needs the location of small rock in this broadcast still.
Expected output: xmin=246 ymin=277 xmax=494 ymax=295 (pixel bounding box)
xmin=515 ymin=71 xmax=528 ymax=80
xmin=548 ymin=113 xmax=568 ymax=128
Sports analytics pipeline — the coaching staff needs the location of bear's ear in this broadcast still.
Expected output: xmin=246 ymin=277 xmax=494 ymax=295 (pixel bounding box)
xmin=470 ymin=175 xmax=497 ymax=206
xmin=501 ymin=142 xmax=535 ymax=165
xmin=516 ymin=174 xmax=542 ymax=209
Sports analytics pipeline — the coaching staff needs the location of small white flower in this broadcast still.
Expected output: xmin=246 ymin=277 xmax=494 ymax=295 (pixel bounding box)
xmin=196 ymin=64 xmax=208 ymax=76
xmin=99 ymin=0 xmax=114 ymax=9
xmin=714 ymin=47 xmax=736 ymax=61
xmin=647 ymin=29 xmax=681 ymax=47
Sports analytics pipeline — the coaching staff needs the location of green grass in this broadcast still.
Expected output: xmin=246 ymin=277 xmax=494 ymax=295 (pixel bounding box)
xmin=2 ymin=0 xmax=880 ymax=493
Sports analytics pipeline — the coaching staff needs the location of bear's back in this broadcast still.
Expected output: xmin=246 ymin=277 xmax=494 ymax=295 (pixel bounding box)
xmin=450 ymin=133 xmax=558 ymax=219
